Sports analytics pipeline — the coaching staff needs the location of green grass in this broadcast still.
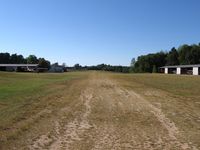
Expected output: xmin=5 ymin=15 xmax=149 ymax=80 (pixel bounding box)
xmin=1 ymin=71 xmax=200 ymax=149
xmin=0 ymin=72 xmax=80 ymax=101
xmin=111 ymin=73 xmax=200 ymax=98
xmin=110 ymin=72 xmax=200 ymax=148
xmin=0 ymin=71 xmax=87 ymax=139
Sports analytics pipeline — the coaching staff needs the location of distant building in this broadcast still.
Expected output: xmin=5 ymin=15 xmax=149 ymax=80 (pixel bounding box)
xmin=160 ymin=64 xmax=200 ymax=75
xmin=0 ymin=64 xmax=38 ymax=72
xmin=49 ymin=63 xmax=64 ymax=73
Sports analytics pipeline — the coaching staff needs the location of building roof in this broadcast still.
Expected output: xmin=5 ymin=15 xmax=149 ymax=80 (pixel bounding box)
xmin=0 ymin=64 xmax=38 ymax=67
xmin=160 ymin=64 xmax=200 ymax=68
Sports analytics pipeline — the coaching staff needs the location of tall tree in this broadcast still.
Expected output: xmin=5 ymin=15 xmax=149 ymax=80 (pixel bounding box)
xmin=18 ymin=55 xmax=26 ymax=63
xmin=74 ymin=64 xmax=81 ymax=70
xmin=130 ymin=58 xmax=136 ymax=72
xmin=27 ymin=55 xmax=38 ymax=64
xmin=178 ymin=44 xmax=192 ymax=64
xmin=152 ymin=65 xmax=157 ymax=73
xmin=0 ymin=53 xmax=10 ymax=64
xmin=10 ymin=54 xmax=18 ymax=64
xmin=130 ymin=58 xmax=136 ymax=67
xmin=166 ymin=47 xmax=179 ymax=65
xmin=133 ymin=52 xmax=167 ymax=73
xmin=38 ymin=58 xmax=50 ymax=69
xmin=190 ymin=44 xmax=200 ymax=64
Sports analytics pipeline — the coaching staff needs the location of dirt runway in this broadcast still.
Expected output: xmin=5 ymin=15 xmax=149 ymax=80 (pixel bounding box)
xmin=29 ymin=72 xmax=197 ymax=150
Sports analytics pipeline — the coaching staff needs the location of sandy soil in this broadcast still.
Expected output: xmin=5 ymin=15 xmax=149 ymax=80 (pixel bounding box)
xmin=27 ymin=72 xmax=198 ymax=150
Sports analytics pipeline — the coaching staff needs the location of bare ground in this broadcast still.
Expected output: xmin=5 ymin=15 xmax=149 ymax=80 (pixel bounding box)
xmin=24 ymin=72 xmax=199 ymax=150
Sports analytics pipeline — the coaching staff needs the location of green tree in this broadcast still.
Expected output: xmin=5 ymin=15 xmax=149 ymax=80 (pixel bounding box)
xmin=130 ymin=58 xmax=136 ymax=67
xmin=152 ymin=65 xmax=157 ymax=73
xmin=130 ymin=58 xmax=136 ymax=72
xmin=190 ymin=44 xmax=200 ymax=64
xmin=122 ymin=67 xmax=130 ymax=73
xmin=178 ymin=44 xmax=200 ymax=65
xmin=10 ymin=54 xmax=18 ymax=63
xmin=74 ymin=64 xmax=81 ymax=70
xmin=133 ymin=52 xmax=167 ymax=73
xmin=38 ymin=58 xmax=50 ymax=69
xmin=10 ymin=54 xmax=26 ymax=64
xmin=27 ymin=55 xmax=38 ymax=64
xmin=0 ymin=53 xmax=10 ymax=64
xmin=178 ymin=44 xmax=191 ymax=64
xmin=166 ymin=47 xmax=179 ymax=65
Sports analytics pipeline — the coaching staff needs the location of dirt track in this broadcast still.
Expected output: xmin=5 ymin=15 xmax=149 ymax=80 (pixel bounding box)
xmin=29 ymin=72 xmax=198 ymax=150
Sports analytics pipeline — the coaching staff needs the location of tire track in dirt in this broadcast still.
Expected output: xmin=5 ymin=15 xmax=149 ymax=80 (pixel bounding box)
xmin=29 ymin=73 xmax=197 ymax=150
xmin=50 ymin=88 xmax=93 ymax=149
xmin=30 ymin=87 xmax=94 ymax=150
xmin=122 ymin=87 xmax=196 ymax=150
xmin=90 ymin=76 xmax=195 ymax=150
xmin=90 ymin=79 xmax=154 ymax=150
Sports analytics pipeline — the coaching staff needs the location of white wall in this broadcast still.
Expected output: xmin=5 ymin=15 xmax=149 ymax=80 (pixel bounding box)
xmin=193 ymin=67 xmax=199 ymax=75
xmin=177 ymin=67 xmax=181 ymax=75
xmin=164 ymin=68 xmax=168 ymax=74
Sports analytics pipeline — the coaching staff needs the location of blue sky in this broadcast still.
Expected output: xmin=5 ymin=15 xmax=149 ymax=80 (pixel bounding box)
xmin=0 ymin=0 xmax=200 ymax=66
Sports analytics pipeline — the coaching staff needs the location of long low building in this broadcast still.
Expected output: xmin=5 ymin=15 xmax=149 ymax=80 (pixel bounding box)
xmin=0 ymin=64 xmax=38 ymax=72
xmin=160 ymin=64 xmax=200 ymax=75
xmin=0 ymin=64 xmax=38 ymax=67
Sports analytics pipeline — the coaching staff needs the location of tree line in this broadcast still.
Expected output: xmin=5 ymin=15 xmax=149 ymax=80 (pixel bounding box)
xmin=2 ymin=42 xmax=199 ymax=73
xmin=72 ymin=63 xmax=130 ymax=73
xmin=0 ymin=53 xmax=51 ymax=69
xmin=131 ymin=43 xmax=200 ymax=73
xmin=0 ymin=52 xmax=130 ymax=73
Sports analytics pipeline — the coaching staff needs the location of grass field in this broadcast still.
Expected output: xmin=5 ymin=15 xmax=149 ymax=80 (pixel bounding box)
xmin=110 ymin=73 xmax=200 ymax=149
xmin=0 ymin=71 xmax=200 ymax=149
xmin=0 ymin=71 xmax=89 ymax=149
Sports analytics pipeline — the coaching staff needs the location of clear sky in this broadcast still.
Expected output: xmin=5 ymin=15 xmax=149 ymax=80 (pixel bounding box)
xmin=0 ymin=0 xmax=200 ymax=66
